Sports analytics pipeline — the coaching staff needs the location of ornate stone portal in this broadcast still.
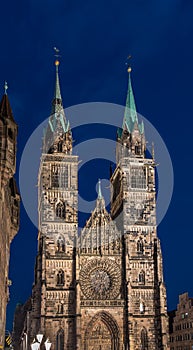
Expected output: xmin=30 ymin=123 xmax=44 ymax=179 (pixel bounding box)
xmin=84 ymin=312 xmax=120 ymax=350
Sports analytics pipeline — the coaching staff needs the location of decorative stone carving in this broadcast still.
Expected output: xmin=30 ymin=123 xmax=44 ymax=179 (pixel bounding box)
xmin=79 ymin=258 xmax=121 ymax=300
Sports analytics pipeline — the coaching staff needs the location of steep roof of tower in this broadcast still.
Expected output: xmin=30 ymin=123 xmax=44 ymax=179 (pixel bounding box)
xmin=123 ymin=72 xmax=138 ymax=130
xmin=43 ymin=60 xmax=72 ymax=154
xmin=0 ymin=93 xmax=15 ymax=122
xmin=85 ymin=180 xmax=107 ymax=228
xmin=48 ymin=60 xmax=70 ymax=134
xmin=121 ymin=70 xmax=144 ymax=135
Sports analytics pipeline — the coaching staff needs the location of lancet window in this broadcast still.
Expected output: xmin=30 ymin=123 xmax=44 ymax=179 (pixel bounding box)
xmin=56 ymin=329 xmax=64 ymax=350
xmin=57 ymin=270 xmax=65 ymax=286
xmin=138 ymin=270 xmax=145 ymax=284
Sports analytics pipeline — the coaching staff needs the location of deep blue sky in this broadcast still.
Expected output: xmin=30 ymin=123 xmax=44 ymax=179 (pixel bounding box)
xmin=2 ymin=0 xmax=193 ymax=330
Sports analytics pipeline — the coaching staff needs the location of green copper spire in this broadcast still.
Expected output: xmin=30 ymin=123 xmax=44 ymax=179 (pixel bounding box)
xmin=123 ymin=70 xmax=138 ymax=132
xmin=98 ymin=179 xmax=103 ymax=199
xmin=48 ymin=60 xmax=70 ymax=133
xmin=51 ymin=60 xmax=63 ymax=114
xmin=120 ymin=68 xmax=144 ymax=136
xmin=54 ymin=60 xmax=62 ymax=101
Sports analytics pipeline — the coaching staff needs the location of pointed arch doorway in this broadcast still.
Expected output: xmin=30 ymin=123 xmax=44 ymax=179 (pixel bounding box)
xmin=84 ymin=311 xmax=120 ymax=350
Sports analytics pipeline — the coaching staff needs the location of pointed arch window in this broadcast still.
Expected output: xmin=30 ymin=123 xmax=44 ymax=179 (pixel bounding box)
xmin=56 ymin=202 xmax=66 ymax=219
xmin=57 ymin=236 xmax=65 ymax=252
xmin=8 ymin=128 xmax=14 ymax=140
xmin=141 ymin=328 xmax=148 ymax=350
xmin=136 ymin=203 xmax=143 ymax=220
xmin=51 ymin=164 xmax=59 ymax=188
xmin=137 ymin=240 xmax=144 ymax=254
xmin=59 ymin=165 xmax=68 ymax=188
xmin=57 ymin=270 xmax=65 ymax=286
xmin=131 ymin=166 xmax=146 ymax=189
xmin=140 ymin=302 xmax=145 ymax=314
xmin=139 ymin=270 xmax=145 ymax=284
xmin=58 ymin=140 xmax=63 ymax=152
xmin=56 ymin=329 xmax=64 ymax=350
xmin=57 ymin=303 xmax=64 ymax=314
xmin=135 ymin=142 xmax=141 ymax=155
xmin=51 ymin=165 xmax=68 ymax=188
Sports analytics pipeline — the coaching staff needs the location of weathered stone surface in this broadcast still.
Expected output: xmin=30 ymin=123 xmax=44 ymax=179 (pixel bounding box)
xmin=0 ymin=92 xmax=20 ymax=348
xmin=12 ymin=68 xmax=168 ymax=350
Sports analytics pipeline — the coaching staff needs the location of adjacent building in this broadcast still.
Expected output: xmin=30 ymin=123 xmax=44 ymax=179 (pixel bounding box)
xmin=0 ymin=87 xmax=20 ymax=348
xmin=169 ymin=293 xmax=193 ymax=350
xmin=13 ymin=62 xmax=168 ymax=350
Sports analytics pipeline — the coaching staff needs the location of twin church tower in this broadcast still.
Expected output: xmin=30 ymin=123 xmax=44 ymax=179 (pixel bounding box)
xmin=15 ymin=61 xmax=168 ymax=350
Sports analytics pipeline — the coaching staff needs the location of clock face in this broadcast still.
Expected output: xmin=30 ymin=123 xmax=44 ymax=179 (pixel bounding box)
xmin=79 ymin=258 xmax=121 ymax=300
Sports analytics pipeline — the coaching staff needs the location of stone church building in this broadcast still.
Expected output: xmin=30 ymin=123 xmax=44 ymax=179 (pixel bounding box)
xmin=13 ymin=61 xmax=168 ymax=350
xmin=0 ymin=87 xmax=20 ymax=348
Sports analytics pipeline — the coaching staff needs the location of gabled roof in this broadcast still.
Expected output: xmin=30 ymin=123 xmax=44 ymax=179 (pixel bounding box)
xmin=80 ymin=180 xmax=121 ymax=254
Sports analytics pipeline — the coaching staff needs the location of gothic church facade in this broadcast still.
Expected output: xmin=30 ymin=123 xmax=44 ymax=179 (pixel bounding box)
xmin=14 ymin=61 xmax=168 ymax=350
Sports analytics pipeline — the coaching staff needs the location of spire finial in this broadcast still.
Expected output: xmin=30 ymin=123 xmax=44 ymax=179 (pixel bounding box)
xmin=152 ymin=142 xmax=155 ymax=159
xmin=52 ymin=47 xmax=62 ymax=103
xmin=55 ymin=59 xmax=60 ymax=67
xmin=126 ymin=54 xmax=132 ymax=73
xmin=54 ymin=47 xmax=60 ymax=68
xmin=4 ymin=81 xmax=8 ymax=95
xmin=98 ymin=179 xmax=103 ymax=199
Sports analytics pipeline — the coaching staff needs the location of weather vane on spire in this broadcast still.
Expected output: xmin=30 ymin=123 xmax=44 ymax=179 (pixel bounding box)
xmin=4 ymin=81 xmax=8 ymax=95
xmin=53 ymin=47 xmax=61 ymax=66
xmin=125 ymin=54 xmax=132 ymax=73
